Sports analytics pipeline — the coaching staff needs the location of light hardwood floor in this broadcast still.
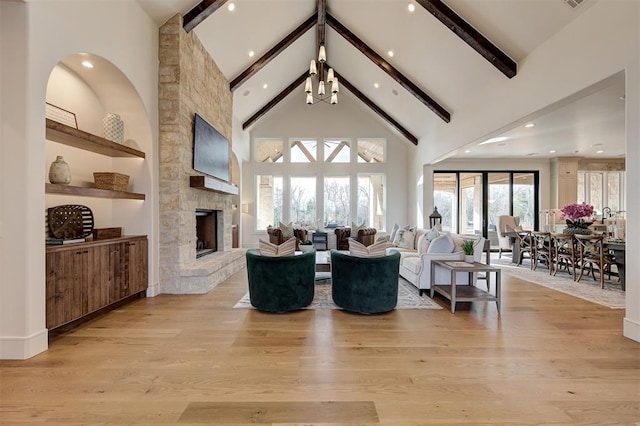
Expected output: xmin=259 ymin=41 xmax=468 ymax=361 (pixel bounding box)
xmin=1 ymin=268 xmax=638 ymax=425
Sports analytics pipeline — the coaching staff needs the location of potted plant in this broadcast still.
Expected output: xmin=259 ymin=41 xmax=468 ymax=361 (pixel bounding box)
xmin=461 ymin=239 xmax=475 ymax=263
xmin=299 ymin=239 xmax=313 ymax=253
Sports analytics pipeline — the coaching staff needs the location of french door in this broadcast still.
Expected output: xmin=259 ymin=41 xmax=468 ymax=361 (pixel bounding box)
xmin=433 ymin=171 xmax=539 ymax=249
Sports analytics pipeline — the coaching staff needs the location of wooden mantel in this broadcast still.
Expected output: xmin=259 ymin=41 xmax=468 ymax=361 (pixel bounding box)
xmin=189 ymin=176 xmax=239 ymax=195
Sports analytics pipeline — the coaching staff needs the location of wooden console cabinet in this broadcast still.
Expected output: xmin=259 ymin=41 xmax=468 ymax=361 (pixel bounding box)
xmin=46 ymin=235 xmax=148 ymax=330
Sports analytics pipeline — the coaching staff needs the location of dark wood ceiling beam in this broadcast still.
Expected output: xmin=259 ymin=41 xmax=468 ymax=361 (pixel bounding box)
xmin=326 ymin=13 xmax=450 ymax=123
xmin=183 ymin=0 xmax=229 ymax=33
xmin=332 ymin=69 xmax=418 ymax=145
xmin=242 ymin=72 xmax=307 ymax=130
xmin=230 ymin=13 xmax=317 ymax=91
xmin=415 ymin=0 xmax=517 ymax=78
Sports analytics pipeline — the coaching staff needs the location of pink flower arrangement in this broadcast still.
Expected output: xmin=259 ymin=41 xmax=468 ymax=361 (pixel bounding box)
xmin=561 ymin=202 xmax=595 ymax=221
xmin=561 ymin=202 xmax=595 ymax=230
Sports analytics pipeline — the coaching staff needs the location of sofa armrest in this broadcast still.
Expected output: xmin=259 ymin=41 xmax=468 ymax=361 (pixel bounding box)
xmin=267 ymin=228 xmax=284 ymax=245
xmin=357 ymin=227 xmax=377 ymax=247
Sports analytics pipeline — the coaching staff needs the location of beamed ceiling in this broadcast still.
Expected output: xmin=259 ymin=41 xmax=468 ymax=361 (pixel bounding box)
xmin=137 ymin=0 xmax=625 ymax=158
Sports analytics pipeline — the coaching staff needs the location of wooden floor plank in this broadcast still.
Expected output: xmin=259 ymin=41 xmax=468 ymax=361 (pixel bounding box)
xmin=1 ymin=269 xmax=638 ymax=424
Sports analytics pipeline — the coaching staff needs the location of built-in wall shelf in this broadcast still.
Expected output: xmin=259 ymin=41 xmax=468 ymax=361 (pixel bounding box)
xmin=46 ymin=119 xmax=145 ymax=159
xmin=190 ymin=176 xmax=239 ymax=195
xmin=46 ymin=183 xmax=146 ymax=200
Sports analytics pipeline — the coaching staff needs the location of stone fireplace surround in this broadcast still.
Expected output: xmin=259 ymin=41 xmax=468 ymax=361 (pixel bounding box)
xmin=158 ymin=14 xmax=245 ymax=294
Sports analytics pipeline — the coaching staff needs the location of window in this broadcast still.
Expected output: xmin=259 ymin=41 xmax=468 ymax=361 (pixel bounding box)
xmin=357 ymin=173 xmax=385 ymax=229
xmin=578 ymin=171 xmax=625 ymax=214
xmin=357 ymin=139 xmax=385 ymax=163
xmin=290 ymin=140 xmax=316 ymax=163
xmin=255 ymin=139 xmax=283 ymax=163
xmin=324 ymin=176 xmax=350 ymax=227
xmin=324 ymin=139 xmax=350 ymax=163
xmin=290 ymin=176 xmax=316 ymax=228
xmin=433 ymin=173 xmax=457 ymax=232
xmin=513 ymin=172 xmax=535 ymax=229
xmin=256 ymin=175 xmax=282 ymax=229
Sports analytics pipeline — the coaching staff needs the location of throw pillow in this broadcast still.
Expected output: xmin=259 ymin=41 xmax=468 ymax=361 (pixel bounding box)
xmin=375 ymin=234 xmax=391 ymax=243
xmin=279 ymin=221 xmax=294 ymax=238
xmin=258 ymin=238 xmax=296 ymax=257
xmin=393 ymin=227 xmax=416 ymax=249
xmin=351 ymin=221 xmax=365 ymax=236
xmin=417 ymin=234 xmax=431 ymax=255
xmin=348 ymin=239 xmax=392 ymax=258
xmin=427 ymin=234 xmax=455 ymax=253
xmin=425 ymin=227 xmax=439 ymax=241
xmin=388 ymin=223 xmax=400 ymax=242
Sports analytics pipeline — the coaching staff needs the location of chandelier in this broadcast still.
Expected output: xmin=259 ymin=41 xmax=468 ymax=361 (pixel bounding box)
xmin=305 ymin=44 xmax=339 ymax=105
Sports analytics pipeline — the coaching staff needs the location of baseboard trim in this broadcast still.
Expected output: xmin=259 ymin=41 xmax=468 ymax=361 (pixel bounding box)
xmin=0 ymin=328 xmax=48 ymax=360
xmin=623 ymin=317 xmax=640 ymax=343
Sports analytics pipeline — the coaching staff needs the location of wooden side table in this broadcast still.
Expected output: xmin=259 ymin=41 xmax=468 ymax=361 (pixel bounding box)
xmin=430 ymin=260 xmax=501 ymax=313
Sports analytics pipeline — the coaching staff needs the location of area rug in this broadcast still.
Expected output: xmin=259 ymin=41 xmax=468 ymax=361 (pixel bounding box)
xmin=491 ymin=257 xmax=625 ymax=309
xmin=233 ymin=278 xmax=442 ymax=310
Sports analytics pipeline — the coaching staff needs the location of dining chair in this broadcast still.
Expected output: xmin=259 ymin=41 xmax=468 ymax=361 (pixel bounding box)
xmin=574 ymin=234 xmax=616 ymax=288
xmin=550 ymin=233 xmax=576 ymax=279
xmin=532 ymin=231 xmax=552 ymax=274
xmin=514 ymin=231 xmax=535 ymax=268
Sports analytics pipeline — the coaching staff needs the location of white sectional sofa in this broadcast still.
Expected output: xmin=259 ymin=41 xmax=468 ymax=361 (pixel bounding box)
xmin=382 ymin=227 xmax=486 ymax=296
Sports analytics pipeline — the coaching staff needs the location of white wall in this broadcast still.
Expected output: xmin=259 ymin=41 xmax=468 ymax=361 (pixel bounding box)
xmin=0 ymin=1 xmax=160 ymax=359
xmin=410 ymin=2 xmax=639 ymax=342
xmin=242 ymin=92 xmax=410 ymax=248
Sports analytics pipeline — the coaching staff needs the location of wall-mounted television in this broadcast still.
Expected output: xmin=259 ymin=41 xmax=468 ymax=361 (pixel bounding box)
xmin=193 ymin=113 xmax=230 ymax=182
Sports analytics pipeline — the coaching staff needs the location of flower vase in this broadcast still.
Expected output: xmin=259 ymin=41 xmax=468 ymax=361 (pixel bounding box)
xmin=562 ymin=227 xmax=592 ymax=235
xmin=465 ymin=255 xmax=474 ymax=263
xmin=48 ymin=155 xmax=71 ymax=185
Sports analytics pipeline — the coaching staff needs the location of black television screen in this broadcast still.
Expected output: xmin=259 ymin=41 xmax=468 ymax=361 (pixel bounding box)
xmin=193 ymin=113 xmax=230 ymax=182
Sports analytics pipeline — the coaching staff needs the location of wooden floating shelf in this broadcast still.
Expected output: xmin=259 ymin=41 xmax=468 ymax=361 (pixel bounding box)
xmin=46 ymin=183 xmax=145 ymax=200
xmin=190 ymin=176 xmax=239 ymax=195
xmin=46 ymin=119 xmax=145 ymax=159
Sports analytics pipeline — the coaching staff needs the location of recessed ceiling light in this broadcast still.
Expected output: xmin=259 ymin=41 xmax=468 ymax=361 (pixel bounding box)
xmin=596 ymin=150 xmax=604 ymax=154
xmin=479 ymin=136 xmax=508 ymax=145
xmin=248 ymin=51 xmax=255 ymax=58
xmin=374 ymin=83 xmax=379 ymax=88
xmin=227 ymin=2 xmax=235 ymax=11
xmin=392 ymin=89 xmax=399 ymax=96
xmin=549 ymin=149 xmax=557 ymax=154
xmin=81 ymin=60 xmax=94 ymax=69
xmin=592 ymin=143 xmax=603 ymax=147
xmin=497 ymin=143 xmax=507 ymax=147
xmin=464 ymin=150 xmax=471 ymax=153
xmin=262 ymin=84 xmax=268 ymax=89
xmin=526 ymin=153 xmax=539 ymax=156
xmin=524 ymin=123 xmax=535 ymax=128
xmin=388 ymin=50 xmax=394 ymax=57
xmin=242 ymin=90 xmax=250 ymax=97
xmin=408 ymin=3 xmax=415 ymax=12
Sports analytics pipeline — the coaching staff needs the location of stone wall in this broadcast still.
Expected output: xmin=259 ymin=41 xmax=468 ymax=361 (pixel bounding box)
xmin=158 ymin=14 xmax=241 ymax=294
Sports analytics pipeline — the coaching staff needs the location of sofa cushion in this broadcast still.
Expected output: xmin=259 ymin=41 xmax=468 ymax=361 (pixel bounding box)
xmin=393 ymin=227 xmax=416 ymax=249
xmin=349 ymin=239 xmax=391 ymax=258
xmin=278 ymin=221 xmax=294 ymax=238
xmin=402 ymin=256 xmax=423 ymax=275
xmin=258 ymin=238 xmax=296 ymax=257
xmin=427 ymin=234 xmax=455 ymax=253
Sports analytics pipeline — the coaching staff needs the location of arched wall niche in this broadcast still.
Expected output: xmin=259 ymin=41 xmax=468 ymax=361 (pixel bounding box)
xmin=45 ymin=51 xmax=155 ymax=289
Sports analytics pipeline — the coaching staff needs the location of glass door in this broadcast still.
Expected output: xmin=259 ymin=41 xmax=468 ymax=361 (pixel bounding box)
xmin=459 ymin=173 xmax=483 ymax=236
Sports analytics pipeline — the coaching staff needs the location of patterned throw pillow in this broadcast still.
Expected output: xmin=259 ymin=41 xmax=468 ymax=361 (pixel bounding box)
xmin=426 ymin=234 xmax=455 ymax=253
xmin=258 ymin=238 xmax=296 ymax=257
xmin=279 ymin=221 xmax=294 ymax=238
xmin=351 ymin=221 xmax=365 ymax=236
xmin=393 ymin=227 xmax=416 ymax=249
xmin=348 ymin=239 xmax=392 ymax=258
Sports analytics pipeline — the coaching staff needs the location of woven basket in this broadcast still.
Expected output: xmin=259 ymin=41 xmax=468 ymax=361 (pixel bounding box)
xmin=93 ymin=172 xmax=129 ymax=191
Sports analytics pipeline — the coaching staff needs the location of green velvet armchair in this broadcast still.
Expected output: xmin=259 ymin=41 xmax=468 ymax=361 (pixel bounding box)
xmin=245 ymin=249 xmax=316 ymax=312
xmin=330 ymin=249 xmax=401 ymax=314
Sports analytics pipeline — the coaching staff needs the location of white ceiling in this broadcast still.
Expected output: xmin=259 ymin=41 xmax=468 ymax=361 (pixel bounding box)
xmin=136 ymin=0 xmax=625 ymax=159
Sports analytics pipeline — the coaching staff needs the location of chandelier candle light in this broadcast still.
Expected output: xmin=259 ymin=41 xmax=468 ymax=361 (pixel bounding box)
xmin=305 ymin=44 xmax=339 ymax=105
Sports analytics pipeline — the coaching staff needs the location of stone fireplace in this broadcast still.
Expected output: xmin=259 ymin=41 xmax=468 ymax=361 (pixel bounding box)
xmin=157 ymin=14 xmax=245 ymax=294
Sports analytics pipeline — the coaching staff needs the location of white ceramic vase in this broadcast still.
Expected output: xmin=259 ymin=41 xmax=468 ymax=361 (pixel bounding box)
xmin=102 ymin=112 xmax=124 ymax=143
xmin=465 ymin=255 xmax=474 ymax=263
xmin=48 ymin=155 xmax=71 ymax=185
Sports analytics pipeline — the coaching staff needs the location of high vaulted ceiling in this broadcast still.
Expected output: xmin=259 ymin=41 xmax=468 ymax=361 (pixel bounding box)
xmin=137 ymin=0 xmax=625 ymax=159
